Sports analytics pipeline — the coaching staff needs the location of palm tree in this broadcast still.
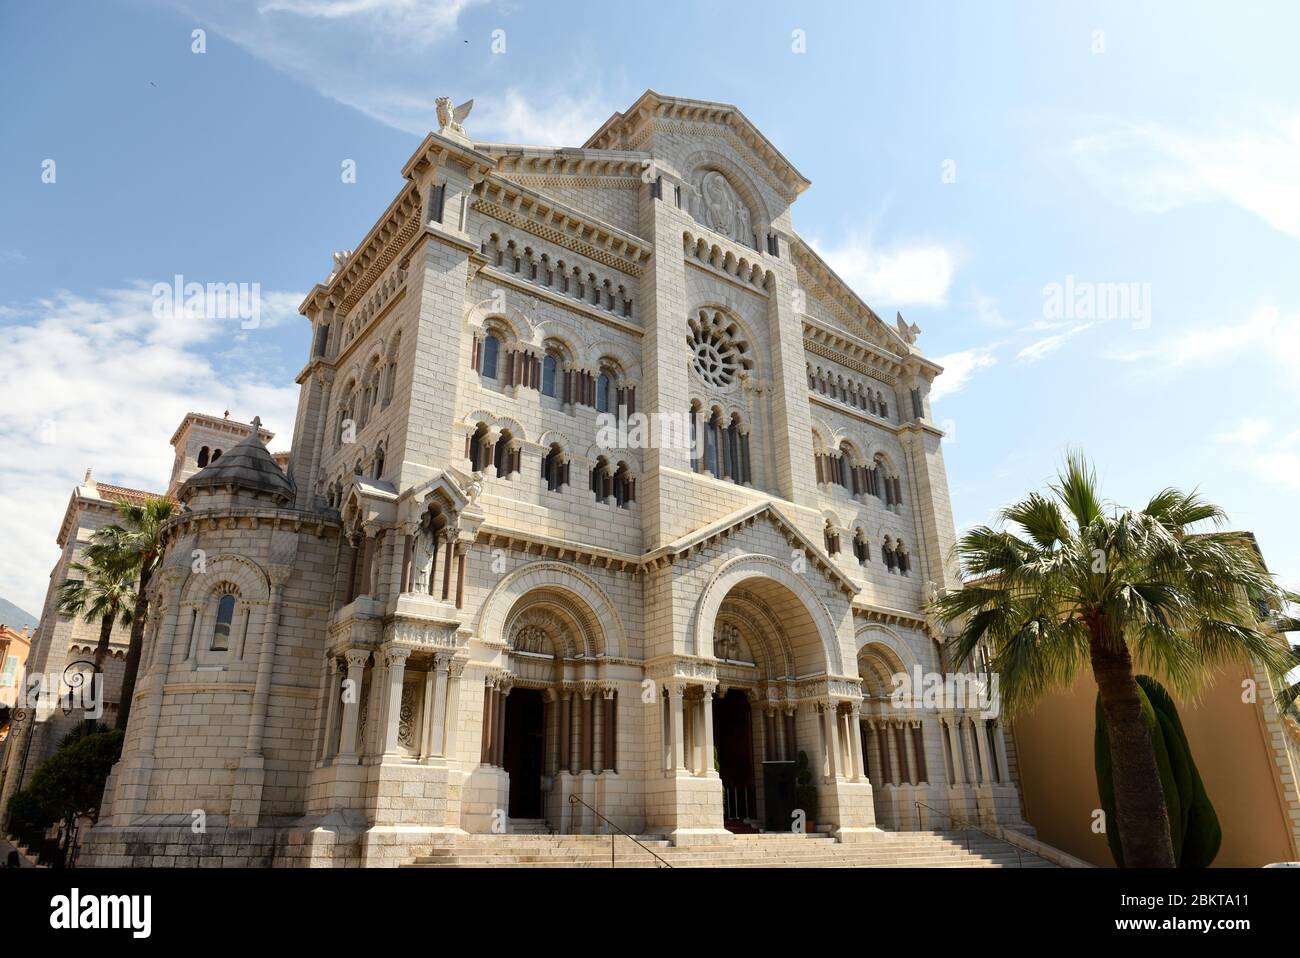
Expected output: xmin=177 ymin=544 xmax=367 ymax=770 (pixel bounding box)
xmin=90 ymin=496 xmax=175 ymax=731
xmin=931 ymin=453 xmax=1293 ymax=868
xmin=56 ymin=547 xmax=135 ymax=730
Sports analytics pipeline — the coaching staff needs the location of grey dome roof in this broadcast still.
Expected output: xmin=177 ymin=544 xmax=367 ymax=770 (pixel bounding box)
xmin=178 ymin=417 xmax=294 ymax=505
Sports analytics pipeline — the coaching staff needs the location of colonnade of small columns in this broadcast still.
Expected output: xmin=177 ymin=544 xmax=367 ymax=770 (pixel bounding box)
xmin=938 ymin=711 xmax=1011 ymax=787
xmin=318 ymin=644 xmax=464 ymax=766
xmin=479 ymin=679 xmax=619 ymax=774
xmin=342 ymin=520 xmax=474 ymax=611
xmin=861 ymin=715 xmax=929 ymax=786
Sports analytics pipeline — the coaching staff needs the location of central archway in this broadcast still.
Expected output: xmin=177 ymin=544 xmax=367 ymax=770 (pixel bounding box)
xmin=696 ymin=562 xmax=843 ymax=831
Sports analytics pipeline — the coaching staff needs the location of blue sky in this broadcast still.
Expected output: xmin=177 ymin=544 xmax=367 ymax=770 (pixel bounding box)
xmin=1 ymin=0 xmax=1298 ymax=618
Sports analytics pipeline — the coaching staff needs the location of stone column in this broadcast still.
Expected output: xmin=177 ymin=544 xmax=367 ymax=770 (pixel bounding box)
xmin=360 ymin=525 xmax=379 ymax=598
xmin=943 ymin=714 xmax=965 ymax=785
xmin=321 ymin=656 xmax=342 ymax=761
xmin=444 ymin=661 xmax=463 ymax=757
xmin=600 ymin=686 xmax=616 ymax=769
xmin=863 ymin=720 xmax=877 ymax=783
xmin=559 ymin=687 xmax=572 ymax=772
xmin=701 ymin=687 xmax=716 ymax=777
xmin=493 ymin=683 xmax=509 ymax=768
xmin=381 ymin=646 xmax=411 ymax=756
xmin=993 ymin=722 xmax=1011 ymax=784
xmin=961 ymin=715 xmax=981 ymax=785
xmin=399 ymin=527 xmax=415 ymax=593
xmin=973 ymin=716 xmax=993 ymax=786
xmin=821 ymin=703 xmax=839 ymax=779
xmin=580 ymin=689 xmax=593 ymax=772
xmin=344 ymin=535 xmax=360 ymax=603
xmin=849 ymin=705 xmax=867 ymax=782
xmin=785 ymin=707 xmax=797 ymax=761
xmin=669 ymin=684 xmax=685 ymax=771
xmin=480 ymin=682 xmax=495 ymax=766
xmin=902 ymin=718 xmax=918 ymax=786
xmin=244 ymin=572 xmax=288 ymax=757
xmin=428 ymin=654 xmax=452 ymax=758
xmin=337 ymin=649 xmax=370 ymax=760
xmin=439 ymin=540 xmax=454 ymax=602
xmin=455 ymin=541 xmax=469 ymax=609
xmin=912 ymin=721 xmax=929 ymax=784
xmin=419 ymin=663 xmax=436 ymax=759
xmin=876 ymin=720 xmax=893 ymax=785
xmin=895 ymin=722 xmax=912 ymax=785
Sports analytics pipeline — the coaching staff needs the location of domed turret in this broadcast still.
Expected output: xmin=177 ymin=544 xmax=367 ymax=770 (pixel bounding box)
xmin=177 ymin=416 xmax=294 ymax=506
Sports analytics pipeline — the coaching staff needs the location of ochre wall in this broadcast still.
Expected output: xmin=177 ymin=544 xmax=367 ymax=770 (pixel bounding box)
xmin=1012 ymin=665 xmax=1296 ymax=867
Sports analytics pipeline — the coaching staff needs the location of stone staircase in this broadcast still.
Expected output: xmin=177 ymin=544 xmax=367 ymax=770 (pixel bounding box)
xmin=403 ymin=830 xmax=1059 ymax=868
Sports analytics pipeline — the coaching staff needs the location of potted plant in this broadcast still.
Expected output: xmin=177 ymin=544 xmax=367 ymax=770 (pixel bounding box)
xmin=794 ymin=750 xmax=819 ymax=834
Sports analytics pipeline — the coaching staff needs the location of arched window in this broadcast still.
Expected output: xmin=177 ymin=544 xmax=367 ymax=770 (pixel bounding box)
xmin=595 ymin=372 xmax=611 ymax=413
xmin=481 ymin=333 xmax=500 ymax=379
xmin=197 ymin=446 xmax=210 ymax=468
xmin=468 ymin=424 xmax=490 ymax=472
xmin=541 ymin=354 xmax=558 ymax=398
xmin=612 ymin=462 xmax=635 ymax=508
xmin=896 ymin=542 xmax=911 ymax=576
xmin=493 ymin=430 xmax=517 ymax=479
xmin=853 ymin=529 xmax=870 ymax=565
xmin=883 ymin=537 xmax=897 ymax=572
xmin=541 ymin=443 xmax=568 ymax=492
xmin=211 ymin=592 xmax=236 ymax=651
xmin=373 ymin=445 xmax=385 ymax=479
xmin=824 ymin=524 xmax=841 ymax=555
xmin=211 ymin=449 xmax=223 ymax=462
xmin=590 ymin=456 xmax=612 ymax=504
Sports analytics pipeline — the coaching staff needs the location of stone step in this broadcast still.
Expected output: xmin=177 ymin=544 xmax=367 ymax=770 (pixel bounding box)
xmin=401 ymin=829 xmax=1059 ymax=869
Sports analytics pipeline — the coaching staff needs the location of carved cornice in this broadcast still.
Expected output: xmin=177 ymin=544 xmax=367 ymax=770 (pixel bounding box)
xmin=472 ymin=175 xmax=652 ymax=277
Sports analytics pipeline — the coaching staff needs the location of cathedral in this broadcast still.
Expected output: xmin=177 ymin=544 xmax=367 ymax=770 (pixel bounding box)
xmin=49 ymin=91 xmax=1031 ymax=866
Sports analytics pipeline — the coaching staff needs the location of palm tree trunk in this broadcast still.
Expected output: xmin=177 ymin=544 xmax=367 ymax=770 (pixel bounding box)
xmin=87 ymin=609 xmax=115 ymax=734
xmin=1088 ymin=622 xmax=1176 ymax=867
xmin=114 ymin=567 xmax=152 ymax=731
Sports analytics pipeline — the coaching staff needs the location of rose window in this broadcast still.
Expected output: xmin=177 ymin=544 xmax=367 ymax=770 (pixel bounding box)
xmin=688 ymin=310 xmax=752 ymax=387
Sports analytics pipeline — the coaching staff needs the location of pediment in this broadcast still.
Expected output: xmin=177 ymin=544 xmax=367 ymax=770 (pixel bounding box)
xmin=645 ymin=500 xmax=859 ymax=598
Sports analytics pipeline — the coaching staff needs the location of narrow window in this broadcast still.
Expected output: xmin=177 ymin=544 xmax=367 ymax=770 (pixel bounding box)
xmin=211 ymin=593 xmax=236 ymax=651
xmin=197 ymin=446 xmax=210 ymax=468
xmin=481 ymin=334 xmax=500 ymax=379
xmin=596 ymin=373 xmax=611 ymax=414
xmin=541 ymin=354 xmax=558 ymax=398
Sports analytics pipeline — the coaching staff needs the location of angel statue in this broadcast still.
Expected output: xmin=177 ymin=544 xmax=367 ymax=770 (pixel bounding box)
xmin=436 ymin=97 xmax=474 ymax=138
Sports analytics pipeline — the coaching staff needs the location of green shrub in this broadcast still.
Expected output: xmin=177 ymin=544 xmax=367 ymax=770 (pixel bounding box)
xmin=1095 ymin=675 xmax=1221 ymax=868
xmin=4 ymin=727 xmax=124 ymax=849
xmin=794 ymin=749 xmax=819 ymax=822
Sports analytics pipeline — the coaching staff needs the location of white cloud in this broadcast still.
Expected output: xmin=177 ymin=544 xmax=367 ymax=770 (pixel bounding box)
xmin=473 ymin=90 xmax=613 ymax=147
xmin=812 ymin=234 xmax=957 ymax=308
xmin=1216 ymin=417 xmax=1273 ymax=446
xmin=169 ymin=1 xmax=614 ymax=144
xmin=972 ymin=288 xmax=1010 ymax=328
xmin=0 ymin=285 xmax=302 ymax=617
xmin=1069 ymin=110 xmax=1300 ymax=239
xmin=1016 ymin=321 xmax=1094 ymax=363
xmin=931 ymin=345 xmax=998 ymax=403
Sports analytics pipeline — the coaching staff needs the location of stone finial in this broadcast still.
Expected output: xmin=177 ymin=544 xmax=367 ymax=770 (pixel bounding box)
xmin=435 ymin=96 xmax=474 ymax=141
xmin=83 ymin=467 xmax=94 ymax=485
xmin=252 ymin=415 xmax=263 ymax=433
xmin=895 ymin=311 xmax=921 ymax=345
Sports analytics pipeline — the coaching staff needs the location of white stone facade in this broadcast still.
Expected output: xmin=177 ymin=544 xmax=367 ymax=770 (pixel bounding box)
xmin=78 ymin=92 xmax=1027 ymax=867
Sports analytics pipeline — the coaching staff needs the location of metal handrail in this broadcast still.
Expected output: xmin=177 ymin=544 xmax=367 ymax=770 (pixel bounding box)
xmin=567 ymin=794 xmax=672 ymax=868
xmin=914 ymin=801 xmax=1023 ymax=867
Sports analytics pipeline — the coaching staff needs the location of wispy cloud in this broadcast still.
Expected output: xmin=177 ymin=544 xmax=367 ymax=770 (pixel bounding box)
xmin=931 ymin=345 xmax=998 ymax=403
xmin=0 ymin=285 xmax=302 ymax=615
xmin=1214 ymin=417 xmax=1300 ymax=492
xmin=1016 ymin=321 xmax=1095 ymax=363
xmin=168 ymin=1 xmax=614 ymax=144
xmin=812 ymin=234 xmax=958 ymax=308
xmin=1110 ymin=305 xmax=1300 ymax=369
xmin=1069 ymin=109 xmax=1300 ymax=239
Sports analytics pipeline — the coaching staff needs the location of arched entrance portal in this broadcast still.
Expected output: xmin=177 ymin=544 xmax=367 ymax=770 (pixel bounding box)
xmin=704 ymin=571 xmax=838 ymax=832
xmin=482 ymin=578 xmax=613 ymax=832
